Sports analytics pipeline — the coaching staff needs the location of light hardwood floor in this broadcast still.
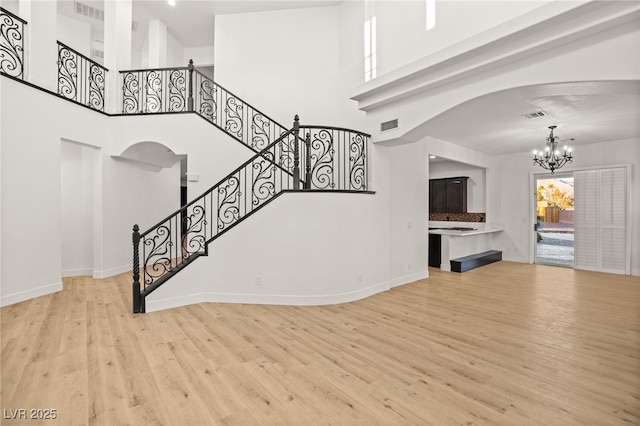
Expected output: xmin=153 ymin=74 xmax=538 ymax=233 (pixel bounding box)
xmin=1 ymin=261 xmax=639 ymax=425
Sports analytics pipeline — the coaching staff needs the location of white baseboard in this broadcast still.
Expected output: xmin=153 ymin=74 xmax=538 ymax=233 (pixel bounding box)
xmin=146 ymin=281 xmax=392 ymax=313
xmin=62 ymin=268 xmax=93 ymax=278
xmin=1 ymin=281 xmax=63 ymax=307
xmin=93 ymin=264 xmax=130 ymax=279
xmin=389 ymin=271 xmax=429 ymax=288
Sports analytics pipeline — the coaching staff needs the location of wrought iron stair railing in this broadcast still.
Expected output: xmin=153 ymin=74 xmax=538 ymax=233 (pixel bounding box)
xmin=0 ymin=7 xmax=27 ymax=80
xmin=132 ymin=117 xmax=370 ymax=313
xmin=120 ymin=61 xmax=288 ymax=153
xmin=57 ymin=41 xmax=108 ymax=112
xmin=132 ymin=121 xmax=299 ymax=313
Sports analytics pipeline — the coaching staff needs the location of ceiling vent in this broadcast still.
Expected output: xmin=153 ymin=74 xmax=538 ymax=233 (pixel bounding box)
xmin=381 ymin=119 xmax=399 ymax=132
xmin=522 ymin=110 xmax=547 ymax=119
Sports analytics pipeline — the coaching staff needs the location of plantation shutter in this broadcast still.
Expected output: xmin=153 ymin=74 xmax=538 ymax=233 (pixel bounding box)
xmin=574 ymin=170 xmax=599 ymax=271
xmin=574 ymin=167 xmax=628 ymax=274
xmin=600 ymin=168 xmax=627 ymax=273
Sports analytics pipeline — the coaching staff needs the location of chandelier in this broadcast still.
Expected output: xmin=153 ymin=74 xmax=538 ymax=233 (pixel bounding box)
xmin=532 ymin=125 xmax=573 ymax=174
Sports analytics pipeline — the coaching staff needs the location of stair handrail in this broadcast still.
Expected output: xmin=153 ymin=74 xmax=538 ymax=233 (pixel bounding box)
xmin=57 ymin=41 xmax=109 ymax=112
xmin=120 ymin=61 xmax=290 ymax=154
xmin=192 ymin=68 xmax=289 ymax=151
xmin=132 ymin=118 xmax=304 ymax=313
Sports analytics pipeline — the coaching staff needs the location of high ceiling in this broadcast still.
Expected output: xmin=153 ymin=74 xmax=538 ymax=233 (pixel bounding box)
xmin=133 ymin=0 xmax=342 ymax=47
xmin=52 ymin=1 xmax=640 ymax=160
xmin=424 ymin=80 xmax=640 ymax=157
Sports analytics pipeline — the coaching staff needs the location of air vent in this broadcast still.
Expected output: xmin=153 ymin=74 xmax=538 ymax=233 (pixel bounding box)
xmin=74 ymin=1 xmax=138 ymax=30
xmin=91 ymin=48 xmax=104 ymax=59
xmin=522 ymin=110 xmax=547 ymax=119
xmin=381 ymin=119 xmax=399 ymax=132
xmin=75 ymin=1 xmax=104 ymax=21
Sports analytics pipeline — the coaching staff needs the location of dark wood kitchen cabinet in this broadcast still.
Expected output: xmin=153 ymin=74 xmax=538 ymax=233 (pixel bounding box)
xmin=429 ymin=177 xmax=468 ymax=213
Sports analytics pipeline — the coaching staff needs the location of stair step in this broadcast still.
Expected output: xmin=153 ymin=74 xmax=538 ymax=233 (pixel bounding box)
xmin=450 ymin=250 xmax=502 ymax=273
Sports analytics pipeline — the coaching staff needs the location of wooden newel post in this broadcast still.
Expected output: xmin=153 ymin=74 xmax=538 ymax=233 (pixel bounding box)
xmin=292 ymin=115 xmax=301 ymax=190
xmin=304 ymin=132 xmax=312 ymax=190
xmin=187 ymin=59 xmax=194 ymax=112
xmin=132 ymin=224 xmax=142 ymax=313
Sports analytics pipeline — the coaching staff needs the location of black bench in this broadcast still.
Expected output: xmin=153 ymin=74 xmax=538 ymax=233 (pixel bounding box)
xmin=450 ymin=250 xmax=502 ymax=273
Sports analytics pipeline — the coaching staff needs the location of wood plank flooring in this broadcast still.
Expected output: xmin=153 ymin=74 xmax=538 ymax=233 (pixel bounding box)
xmin=1 ymin=261 xmax=639 ymax=425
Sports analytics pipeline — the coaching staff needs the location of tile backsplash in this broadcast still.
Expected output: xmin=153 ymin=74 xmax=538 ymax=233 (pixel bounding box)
xmin=429 ymin=212 xmax=486 ymax=222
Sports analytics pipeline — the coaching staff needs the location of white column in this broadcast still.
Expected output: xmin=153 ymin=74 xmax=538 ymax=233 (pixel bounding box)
xmin=104 ymin=0 xmax=132 ymax=113
xmin=19 ymin=0 xmax=57 ymax=90
xmin=148 ymin=19 xmax=168 ymax=68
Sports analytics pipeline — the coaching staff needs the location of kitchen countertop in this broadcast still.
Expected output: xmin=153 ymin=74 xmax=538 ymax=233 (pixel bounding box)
xmin=428 ymin=226 xmax=504 ymax=236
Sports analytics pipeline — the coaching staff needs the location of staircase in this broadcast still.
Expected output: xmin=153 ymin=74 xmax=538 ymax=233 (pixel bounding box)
xmin=0 ymin=11 xmax=371 ymax=313
xmin=128 ymin=65 xmax=370 ymax=313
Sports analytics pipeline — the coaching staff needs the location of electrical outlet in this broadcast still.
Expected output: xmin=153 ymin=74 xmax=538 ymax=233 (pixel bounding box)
xmin=357 ymin=273 xmax=363 ymax=283
xmin=256 ymin=275 xmax=262 ymax=285
xmin=408 ymin=262 xmax=412 ymax=270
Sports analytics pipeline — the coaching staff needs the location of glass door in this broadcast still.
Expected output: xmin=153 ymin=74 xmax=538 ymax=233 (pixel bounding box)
xmin=534 ymin=174 xmax=574 ymax=267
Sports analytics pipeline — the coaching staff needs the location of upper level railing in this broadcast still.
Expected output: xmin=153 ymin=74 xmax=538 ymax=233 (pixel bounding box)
xmin=0 ymin=7 xmax=27 ymax=79
xmin=57 ymin=41 xmax=108 ymax=112
xmin=120 ymin=61 xmax=288 ymax=152
xmin=300 ymin=126 xmax=368 ymax=191
xmin=121 ymin=65 xmax=190 ymax=114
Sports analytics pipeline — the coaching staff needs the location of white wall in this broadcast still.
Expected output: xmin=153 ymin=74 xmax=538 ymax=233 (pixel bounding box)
xmin=56 ymin=14 xmax=91 ymax=56
xmin=100 ymin=158 xmax=181 ymax=277
xmin=490 ymin=137 xmax=640 ymax=275
xmin=110 ymin=114 xmax=254 ymax=201
xmin=374 ymin=0 xmax=549 ymax=76
xmin=147 ymin=191 xmax=393 ymax=311
xmin=20 ymin=0 xmax=58 ymax=90
xmin=167 ymin=30 xmax=184 ymax=67
xmin=386 ymin=140 xmax=430 ymax=285
xmin=214 ymin=4 xmax=365 ymax=129
xmin=0 ymin=77 xmax=250 ymax=306
xmin=429 ymin=160 xmax=486 ymax=213
xmin=184 ymin=46 xmax=214 ymax=68
xmin=60 ymin=141 xmax=96 ymax=277
xmin=354 ymin=3 xmax=640 ymax=145
xmin=350 ymin=1 xmax=638 ymax=276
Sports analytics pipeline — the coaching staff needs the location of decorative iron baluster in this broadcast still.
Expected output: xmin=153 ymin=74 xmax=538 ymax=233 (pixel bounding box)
xmin=349 ymin=132 xmax=367 ymax=190
xmin=225 ymin=95 xmax=243 ymax=139
xmin=122 ymin=71 xmax=140 ymax=113
xmin=88 ymin=63 xmax=106 ymax=111
xmin=57 ymin=46 xmax=78 ymax=100
xmin=0 ymin=8 xmax=26 ymax=79
xmin=217 ymin=174 xmax=241 ymax=232
xmin=168 ymin=68 xmax=186 ymax=112
xmin=250 ymin=112 xmax=271 ymax=150
xmin=143 ymin=222 xmax=174 ymax=286
xmin=199 ymin=76 xmax=217 ymax=122
xmin=182 ymin=203 xmax=207 ymax=259
xmin=278 ymin=132 xmax=297 ymax=172
xmin=252 ymin=153 xmax=277 ymax=207
xmin=309 ymin=129 xmax=335 ymax=189
xmin=304 ymin=132 xmax=312 ymax=190
xmin=56 ymin=42 xmax=108 ymax=111
xmin=145 ymin=70 xmax=163 ymax=113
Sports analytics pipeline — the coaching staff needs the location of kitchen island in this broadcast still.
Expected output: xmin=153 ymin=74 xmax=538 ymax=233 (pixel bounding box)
xmin=428 ymin=224 xmax=504 ymax=271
